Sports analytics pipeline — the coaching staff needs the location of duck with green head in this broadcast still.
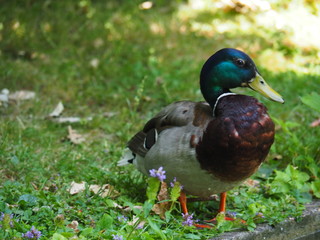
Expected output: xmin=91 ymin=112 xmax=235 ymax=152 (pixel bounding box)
xmin=118 ymin=48 xmax=284 ymax=227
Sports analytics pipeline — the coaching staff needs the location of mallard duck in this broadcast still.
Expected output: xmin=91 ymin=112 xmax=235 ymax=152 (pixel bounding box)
xmin=118 ymin=48 xmax=284 ymax=227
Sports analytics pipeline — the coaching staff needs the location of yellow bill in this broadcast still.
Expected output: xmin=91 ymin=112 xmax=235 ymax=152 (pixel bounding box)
xmin=248 ymin=73 xmax=284 ymax=103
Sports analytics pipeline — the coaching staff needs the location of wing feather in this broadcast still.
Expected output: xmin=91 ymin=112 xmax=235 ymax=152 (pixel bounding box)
xmin=127 ymin=101 xmax=213 ymax=156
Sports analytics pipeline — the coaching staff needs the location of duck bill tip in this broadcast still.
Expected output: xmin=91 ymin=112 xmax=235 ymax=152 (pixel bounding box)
xmin=248 ymin=74 xmax=284 ymax=104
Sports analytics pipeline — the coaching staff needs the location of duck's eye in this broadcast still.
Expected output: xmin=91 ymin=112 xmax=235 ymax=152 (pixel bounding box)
xmin=235 ymin=59 xmax=246 ymax=67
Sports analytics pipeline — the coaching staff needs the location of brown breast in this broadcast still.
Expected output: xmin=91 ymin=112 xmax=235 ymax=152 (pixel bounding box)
xmin=196 ymin=95 xmax=275 ymax=182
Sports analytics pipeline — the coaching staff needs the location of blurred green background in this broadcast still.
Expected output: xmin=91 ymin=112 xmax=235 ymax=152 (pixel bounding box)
xmin=1 ymin=0 xmax=319 ymax=106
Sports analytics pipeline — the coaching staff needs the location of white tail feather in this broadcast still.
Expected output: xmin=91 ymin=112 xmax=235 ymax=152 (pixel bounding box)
xmin=117 ymin=148 xmax=135 ymax=166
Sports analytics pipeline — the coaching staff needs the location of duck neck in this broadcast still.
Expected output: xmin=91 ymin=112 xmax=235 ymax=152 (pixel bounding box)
xmin=200 ymin=82 xmax=230 ymax=109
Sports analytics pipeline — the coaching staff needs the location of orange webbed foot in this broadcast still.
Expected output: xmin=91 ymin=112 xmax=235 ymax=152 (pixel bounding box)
xmin=179 ymin=191 xmax=245 ymax=229
xmin=205 ymin=212 xmax=246 ymax=224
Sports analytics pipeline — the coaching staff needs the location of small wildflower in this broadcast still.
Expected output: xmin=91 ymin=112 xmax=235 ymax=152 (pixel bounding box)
xmin=22 ymin=226 xmax=42 ymax=239
xmin=49 ymin=183 xmax=58 ymax=192
xmin=226 ymin=211 xmax=237 ymax=218
xmin=0 ymin=213 xmax=3 ymax=227
xmin=117 ymin=215 xmax=128 ymax=222
xmin=136 ymin=224 xmax=143 ymax=229
xmin=169 ymin=177 xmax=176 ymax=187
xmin=170 ymin=177 xmax=184 ymax=190
xmin=0 ymin=213 xmax=14 ymax=229
xmin=112 ymin=234 xmax=123 ymax=240
xmin=182 ymin=213 xmax=194 ymax=226
xmin=9 ymin=214 xmax=14 ymax=227
xmin=256 ymin=212 xmax=265 ymax=218
xmin=149 ymin=166 xmax=166 ymax=182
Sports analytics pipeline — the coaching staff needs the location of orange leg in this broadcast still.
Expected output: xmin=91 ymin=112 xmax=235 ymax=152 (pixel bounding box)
xmin=179 ymin=191 xmax=244 ymax=228
xmin=208 ymin=192 xmax=246 ymax=224
xmin=179 ymin=191 xmax=188 ymax=214
xmin=206 ymin=192 xmax=236 ymax=222
xmin=179 ymin=191 xmax=212 ymax=228
xmin=219 ymin=192 xmax=227 ymax=213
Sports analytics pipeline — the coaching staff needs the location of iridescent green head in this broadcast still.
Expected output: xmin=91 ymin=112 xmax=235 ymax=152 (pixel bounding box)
xmin=200 ymin=48 xmax=284 ymax=108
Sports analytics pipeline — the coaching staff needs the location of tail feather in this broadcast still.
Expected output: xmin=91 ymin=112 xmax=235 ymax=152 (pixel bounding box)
xmin=118 ymin=148 xmax=135 ymax=166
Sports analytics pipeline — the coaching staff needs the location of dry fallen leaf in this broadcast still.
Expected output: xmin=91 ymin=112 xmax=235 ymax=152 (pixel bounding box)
xmin=152 ymin=182 xmax=170 ymax=218
xmin=103 ymin=111 xmax=118 ymax=118
xmin=68 ymin=181 xmax=120 ymax=199
xmin=90 ymin=58 xmax=99 ymax=68
xmin=69 ymin=181 xmax=86 ymax=195
xmin=67 ymin=220 xmax=79 ymax=232
xmin=9 ymin=90 xmax=35 ymax=101
xmin=273 ymin=154 xmax=283 ymax=160
xmin=310 ymin=118 xmax=320 ymax=127
xmin=89 ymin=184 xmax=120 ymax=199
xmin=128 ymin=215 xmax=146 ymax=229
xmin=67 ymin=126 xmax=86 ymax=144
xmin=139 ymin=1 xmax=153 ymax=10
xmin=53 ymin=116 xmax=93 ymax=123
xmin=49 ymin=101 xmax=64 ymax=117
xmin=244 ymin=179 xmax=260 ymax=188
xmin=123 ymin=205 xmax=143 ymax=212
xmin=31 ymin=182 xmax=39 ymax=190
xmin=112 ymin=202 xmax=123 ymax=209
xmin=0 ymin=89 xmax=9 ymax=104
xmin=93 ymin=38 xmax=104 ymax=48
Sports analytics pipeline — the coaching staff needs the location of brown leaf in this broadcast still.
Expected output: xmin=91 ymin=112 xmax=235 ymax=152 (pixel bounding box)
xmin=67 ymin=220 xmax=79 ymax=232
xmin=67 ymin=126 xmax=86 ymax=144
xmin=310 ymin=118 xmax=320 ymax=127
xmin=152 ymin=182 xmax=170 ymax=219
xmin=68 ymin=181 xmax=120 ymax=199
xmin=157 ymin=182 xmax=169 ymax=201
xmin=244 ymin=179 xmax=260 ymax=188
xmin=31 ymin=182 xmax=39 ymax=190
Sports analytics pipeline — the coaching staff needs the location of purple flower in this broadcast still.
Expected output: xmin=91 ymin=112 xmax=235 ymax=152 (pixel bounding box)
xmin=22 ymin=226 xmax=42 ymax=239
xmin=182 ymin=213 xmax=194 ymax=226
xmin=0 ymin=213 xmax=3 ymax=229
xmin=112 ymin=234 xmax=123 ymax=240
xmin=170 ymin=177 xmax=184 ymax=190
xmin=170 ymin=177 xmax=177 ymax=187
xmin=149 ymin=166 xmax=166 ymax=182
xmin=227 ymin=211 xmax=237 ymax=218
xmin=0 ymin=213 xmax=14 ymax=228
xmin=256 ymin=212 xmax=265 ymax=218
xmin=136 ymin=224 xmax=143 ymax=229
xmin=9 ymin=214 xmax=14 ymax=227
xmin=117 ymin=215 xmax=128 ymax=222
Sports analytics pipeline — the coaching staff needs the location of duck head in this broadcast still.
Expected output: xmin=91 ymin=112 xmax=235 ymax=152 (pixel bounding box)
xmin=200 ymin=48 xmax=284 ymax=108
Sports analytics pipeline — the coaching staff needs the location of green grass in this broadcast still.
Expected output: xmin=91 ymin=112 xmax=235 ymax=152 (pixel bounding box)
xmin=0 ymin=0 xmax=320 ymax=239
